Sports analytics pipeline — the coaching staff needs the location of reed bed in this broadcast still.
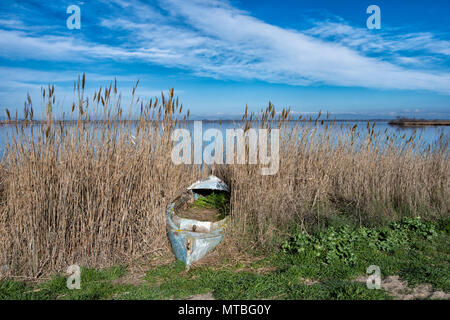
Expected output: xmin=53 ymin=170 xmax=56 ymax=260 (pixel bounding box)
xmin=0 ymin=76 xmax=448 ymax=277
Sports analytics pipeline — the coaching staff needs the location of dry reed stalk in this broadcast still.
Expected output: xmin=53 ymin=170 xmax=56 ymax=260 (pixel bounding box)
xmin=0 ymin=75 xmax=448 ymax=276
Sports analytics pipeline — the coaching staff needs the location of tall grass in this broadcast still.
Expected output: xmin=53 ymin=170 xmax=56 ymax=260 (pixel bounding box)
xmin=0 ymin=75 xmax=448 ymax=277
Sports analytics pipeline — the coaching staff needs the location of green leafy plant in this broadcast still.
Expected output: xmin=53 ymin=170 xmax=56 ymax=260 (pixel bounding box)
xmin=392 ymin=216 xmax=437 ymax=240
xmin=282 ymin=226 xmax=358 ymax=265
xmin=357 ymin=226 xmax=407 ymax=252
xmin=282 ymin=217 xmax=439 ymax=265
xmin=192 ymin=192 xmax=230 ymax=218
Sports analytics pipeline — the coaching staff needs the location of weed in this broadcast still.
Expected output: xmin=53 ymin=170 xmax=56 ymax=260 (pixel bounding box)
xmin=282 ymin=217 xmax=441 ymax=266
xmin=192 ymin=192 xmax=230 ymax=218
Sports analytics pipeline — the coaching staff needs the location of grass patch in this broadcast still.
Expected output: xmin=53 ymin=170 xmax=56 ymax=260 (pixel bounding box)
xmin=0 ymin=265 xmax=129 ymax=300
xmin=1 ymin=217 xmax=448 ymax=300
xmin=279 ymin=217 xmax=449 ymax=292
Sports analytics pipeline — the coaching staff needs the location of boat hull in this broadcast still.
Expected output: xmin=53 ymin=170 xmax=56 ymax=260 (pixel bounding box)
xmin=166 ymin=176 xmax=229 ymax=266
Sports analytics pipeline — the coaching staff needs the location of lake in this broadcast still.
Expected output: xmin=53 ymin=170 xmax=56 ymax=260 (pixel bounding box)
xmin=1 ymin=120 xmax=449 ymax=158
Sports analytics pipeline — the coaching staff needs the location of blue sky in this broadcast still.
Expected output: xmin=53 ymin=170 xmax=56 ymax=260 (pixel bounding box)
xmin=0 ymin=0 xmax=449 ymax=119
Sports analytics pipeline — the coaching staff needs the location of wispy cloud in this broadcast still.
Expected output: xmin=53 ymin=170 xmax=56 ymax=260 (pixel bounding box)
xmin=0 ymin=0 xmax=449 ymax=95
xmin=0 ymin=18 xmax=27 ymax=30
xmin=0 ymin=66 xmax=164 ymax=116
xmin=304 ymin=21 xmax=450 ymax=59
xmin=106 ymin=0 xmax=450 ymax=93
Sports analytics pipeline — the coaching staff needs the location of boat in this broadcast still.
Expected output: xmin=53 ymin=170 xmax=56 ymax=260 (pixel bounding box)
xmin=166 ymin=175 xmax=230 ymax=266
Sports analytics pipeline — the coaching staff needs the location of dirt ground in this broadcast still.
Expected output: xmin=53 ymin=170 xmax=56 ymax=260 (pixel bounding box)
xmin=355 ymin=275 xmax=450 ymax=300
xmin=185 ymin=292 xmax=215 ymax=300
xmin=176 ymin=207 xmax=223 ymax=222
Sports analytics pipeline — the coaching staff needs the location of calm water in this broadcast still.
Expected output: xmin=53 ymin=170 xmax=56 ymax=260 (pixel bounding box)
xmin=1 ymin=120 xmax=449 ymax=158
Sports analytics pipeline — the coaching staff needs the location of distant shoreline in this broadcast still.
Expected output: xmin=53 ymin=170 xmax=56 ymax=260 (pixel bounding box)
xmin=1 ymin=118 xmax=450 ymax=126
xmin=388 ymin=118 xmax=450 ymax=127
xmin=0 ymin=119 xmax=429 ymax=124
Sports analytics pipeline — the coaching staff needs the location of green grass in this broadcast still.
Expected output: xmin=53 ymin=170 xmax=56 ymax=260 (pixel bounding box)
xmin=191 ymin=192 xmax=230 ymax=219
xmin=1 ymin=217 xmax=448 ymax=300
xmin=0 ymin=265 xmax=128 ymax=300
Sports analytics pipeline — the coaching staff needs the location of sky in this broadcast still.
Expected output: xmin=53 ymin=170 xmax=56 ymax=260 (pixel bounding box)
xmin=0 ymin=0 xmax=449 ymax=119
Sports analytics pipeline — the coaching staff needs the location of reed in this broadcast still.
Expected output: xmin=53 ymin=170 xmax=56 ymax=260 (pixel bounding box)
xmin=0 ymin=75 xmax=448 ymax=277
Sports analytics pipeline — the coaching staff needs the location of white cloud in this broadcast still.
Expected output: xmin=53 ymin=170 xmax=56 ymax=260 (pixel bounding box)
xmin=0 ymin=0 xmax=449 ymax=94
xmin=304 ymin=21 xmax=450 ymax=57
xmin=0 ymin=18 xmax=27 ymax=30
xmin=102 ymin=0 xmax=450 ymax=93
xmin=0 ymin=66 xmax=169 ymax=117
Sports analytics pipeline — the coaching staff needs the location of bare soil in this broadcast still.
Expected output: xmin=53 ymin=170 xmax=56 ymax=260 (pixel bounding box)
xmin=355 ymin=275 xmax=450 ymax=300
xmin=185 ymin=292 xmax=215 ymax=300
xmin=176 ymin=207 xmax=223 ymax=222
